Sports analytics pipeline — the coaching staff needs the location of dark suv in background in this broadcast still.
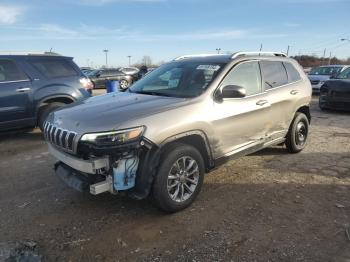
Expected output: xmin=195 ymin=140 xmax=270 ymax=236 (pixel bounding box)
xmin=87 ymin=67 xmax=140 ymax=90
xmin=0 ymin=53 xmax=92 ymax=132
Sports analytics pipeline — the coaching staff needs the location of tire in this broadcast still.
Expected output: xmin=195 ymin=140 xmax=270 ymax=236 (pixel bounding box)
xmin=152 ymin=143 xmax=205 ymax=213
xmin=38 ymin=102 xmax=65 ymax=131
xmin=119 ymin=79 xmax=130 ymax=90
xmin=285 ymin=112 xmax=309 ymax=153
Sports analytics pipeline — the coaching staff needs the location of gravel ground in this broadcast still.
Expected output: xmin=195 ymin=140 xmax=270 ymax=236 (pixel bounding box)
xmin=0 ymin=96 xmax=349 ymax=261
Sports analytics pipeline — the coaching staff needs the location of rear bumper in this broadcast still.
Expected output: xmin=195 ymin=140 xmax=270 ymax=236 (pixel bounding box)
xmin=48 ymin=143 xmax=109 ymax=174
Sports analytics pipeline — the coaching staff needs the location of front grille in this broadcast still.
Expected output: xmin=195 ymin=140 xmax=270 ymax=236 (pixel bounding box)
xmin=310 ymin=80 xmax=320 ymax=85
xmin=44 ymin=122 xmax=77 ymax=152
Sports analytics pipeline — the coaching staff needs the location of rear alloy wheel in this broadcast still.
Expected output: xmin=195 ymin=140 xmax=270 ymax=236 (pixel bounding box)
xmin=285 ymin=112 xmax=309 ymax=153
xmin=152 ymin=143 xmax=204 ymax=213
xmin=119 ymin=79 xmax=130 ymax=90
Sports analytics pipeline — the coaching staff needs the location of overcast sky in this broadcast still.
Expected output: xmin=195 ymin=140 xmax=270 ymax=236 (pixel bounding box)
xmin=0 ymin=0 xmax=349 ymax=67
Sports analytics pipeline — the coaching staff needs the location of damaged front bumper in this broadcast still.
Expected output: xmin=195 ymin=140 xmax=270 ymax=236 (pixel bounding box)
xmin=48 ymin=144 xmax=109 ymax=174
xmin=48 ymin=140 xmax=160 ymax=199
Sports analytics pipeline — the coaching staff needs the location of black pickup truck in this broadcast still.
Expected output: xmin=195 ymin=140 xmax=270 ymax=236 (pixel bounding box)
xmin=0 ymin=53 xmax=92 ymax=132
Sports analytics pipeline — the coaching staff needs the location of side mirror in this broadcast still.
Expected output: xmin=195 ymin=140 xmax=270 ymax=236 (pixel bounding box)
xmin=219 ymin=85 xmax=246 ymax=99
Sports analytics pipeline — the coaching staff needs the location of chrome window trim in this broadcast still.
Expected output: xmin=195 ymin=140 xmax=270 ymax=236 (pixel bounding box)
xmin=0 ymin=79 xmax=30 ymax=84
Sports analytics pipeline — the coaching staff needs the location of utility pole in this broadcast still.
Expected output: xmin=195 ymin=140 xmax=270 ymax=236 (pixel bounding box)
xmin=127 ymin=55 xmax=132 ymax=66
xmin=216 ymin=48 xmax=221 ymax=54
xmin=328 ymin=51 xmax=332 ymax=65
xmin=286 ymin=45 xmax=290 ymax=56
xmin=259 ymin=44 xmax=263 ymax=51
xmin=103 ymin=49 xmax=109 ymax=68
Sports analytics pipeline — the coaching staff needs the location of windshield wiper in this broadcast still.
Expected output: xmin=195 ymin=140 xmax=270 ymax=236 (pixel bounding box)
xmin=133 ymin=91 xmax=176 ymax=97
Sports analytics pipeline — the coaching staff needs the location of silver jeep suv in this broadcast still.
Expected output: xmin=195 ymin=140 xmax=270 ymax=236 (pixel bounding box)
xmin=45 ymin=52 xmax=312 ymax=212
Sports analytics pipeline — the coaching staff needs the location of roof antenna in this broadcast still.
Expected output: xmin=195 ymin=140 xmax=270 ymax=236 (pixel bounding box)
xmin=259 ymin=44 xmax=263 ymax=56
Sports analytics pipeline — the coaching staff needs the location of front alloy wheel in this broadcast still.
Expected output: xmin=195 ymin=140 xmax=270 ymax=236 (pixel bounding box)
xmin=167 ymin=156 xmax=200 ymax=203
xmin=152 ymin=143 xmax=204 ymax=212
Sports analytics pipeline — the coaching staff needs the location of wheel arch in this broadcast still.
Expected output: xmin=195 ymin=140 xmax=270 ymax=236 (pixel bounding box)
xmin=296 ymin=105 xmax=311 ymax=124
xmin=159 ymin=131 xmax=215 ymax=172
xmin=35 ymin=95 xmax=76 ymax=119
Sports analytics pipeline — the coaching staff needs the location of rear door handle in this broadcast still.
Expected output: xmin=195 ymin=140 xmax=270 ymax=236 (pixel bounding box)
xmin=256 ymin=100 xmax=269 ymax=106
xmin=290 ymin=90 xmax=299 ymax=95
xmin=16 ymin=87 xmax=31 ymax=92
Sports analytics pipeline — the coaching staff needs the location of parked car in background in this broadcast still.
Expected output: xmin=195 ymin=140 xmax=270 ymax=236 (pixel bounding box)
xmin=87 ymin=67 xmax=140 ymax=90
xmin=0 ymin=53 xmax=92 ymax=132
xmin=44 ymin=51 xmax=311 ymax=212
xmin=319 ymin=66 xmax=350 ymax=111
xmin=308 ymin=65 xmax=350 ymax=93
xmin=81 ymin=67 xmax=94 ymax=76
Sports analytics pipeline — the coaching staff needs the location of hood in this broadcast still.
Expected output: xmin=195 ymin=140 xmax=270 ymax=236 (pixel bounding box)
xmin=308 ymin=75 xmax=330 ymax=81
xmin=48 ymin=91 xmax=188 ymax=134
xmin=322 ymin=79 xmax=350 ymax=92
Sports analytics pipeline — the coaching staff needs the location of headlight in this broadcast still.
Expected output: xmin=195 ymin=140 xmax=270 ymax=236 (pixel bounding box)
xmin=80 ymin=127 xmax=144 ymax=146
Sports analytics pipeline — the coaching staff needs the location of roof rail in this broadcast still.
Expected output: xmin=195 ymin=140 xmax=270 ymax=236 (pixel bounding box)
xmin=0 ymin=51 xmax=62 ymax=56
xmin=174 ymin=54 xmax=227 ymax=61
xmin=231 ymin=51 xmax=287 ymax=59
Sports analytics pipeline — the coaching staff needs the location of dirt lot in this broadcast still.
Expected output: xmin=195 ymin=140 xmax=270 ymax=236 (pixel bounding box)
xmin=0 ymin=96 xmax=349 ymax=261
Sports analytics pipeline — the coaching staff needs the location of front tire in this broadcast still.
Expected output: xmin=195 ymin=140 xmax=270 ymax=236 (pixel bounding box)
xmin=152 ymin=143 xmax=205 ymax=213
xmin=285 ymin=112 xmax=309 ymax=153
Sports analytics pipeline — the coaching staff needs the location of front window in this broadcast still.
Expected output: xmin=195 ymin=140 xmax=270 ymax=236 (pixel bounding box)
xmin=309 ymin=66 xmax=342 ymax=76
xmin=220 ymin=61 xmax=262 ymax=96
xmin=0 ymin=59 xmax=28 ymax=82
xmin=129 ymin=61 xmax=225 ymax=98
xmin=336 ymin=67 xmax=350 ymax=79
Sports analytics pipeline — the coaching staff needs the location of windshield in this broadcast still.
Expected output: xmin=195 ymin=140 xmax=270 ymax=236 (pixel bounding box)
xmin=129 ymin=61 xmax=225 ymax=98
xmin=336 ymin=67 xmax=350 ymax=79
xmin=309 ymin=66 xmax=342 ymax=76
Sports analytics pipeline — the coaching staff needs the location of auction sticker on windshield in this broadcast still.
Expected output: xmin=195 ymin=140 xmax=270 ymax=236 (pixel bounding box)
xmin=196 ymin=65 xmax=221 ymax=71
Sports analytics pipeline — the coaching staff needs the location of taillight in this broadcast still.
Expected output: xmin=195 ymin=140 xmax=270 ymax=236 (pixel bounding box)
xmin=80 ymin=77 xmax=94 ymax=91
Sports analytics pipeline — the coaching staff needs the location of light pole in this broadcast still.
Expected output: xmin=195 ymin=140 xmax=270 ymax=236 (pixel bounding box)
xmin=127 ymin=55 xmax=132 ymax=66
xmin=216 ymin=48 xmax=221 ymax=54
xmin=341 ymin=38 xmax=350 ymax=42
xmin=103 ymin=49 xmax=109 ymax=67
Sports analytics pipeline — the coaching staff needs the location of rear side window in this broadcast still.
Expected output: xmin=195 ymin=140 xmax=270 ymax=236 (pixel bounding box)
xmin=0 ymin=59 xmax=28 ymax=82
xmin=29 ymin=58 xmax=78 ymax=78
xmin=284 ymin=62 xmax=301 ymax=83
xmin=260 ymin=61 xmax=288 ymax=89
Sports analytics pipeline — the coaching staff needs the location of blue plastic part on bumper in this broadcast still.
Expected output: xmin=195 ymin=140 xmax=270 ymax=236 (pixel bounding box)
xmin=113 ymin=156 xmax=139 ymax=191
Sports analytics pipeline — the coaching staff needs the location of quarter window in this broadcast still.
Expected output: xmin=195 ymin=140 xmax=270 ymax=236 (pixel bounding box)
xmin=220 ymin=61 xmax=262 ymax=96
xmin=0 ymin=59 xmax=28 ymax=82
xmin=260 ymin=61 xmax=288 ymax=89
xmin=284 ymin=62 xmax=301 ymax=83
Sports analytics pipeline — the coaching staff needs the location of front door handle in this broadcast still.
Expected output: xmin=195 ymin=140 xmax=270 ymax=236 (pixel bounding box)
xmin=290 ymin=90 xmax=299 ymax=95
xmin=256 ymin=100 xmax=268 ymax=106
xmin=16 ymin=87 xmax=31 ymax=92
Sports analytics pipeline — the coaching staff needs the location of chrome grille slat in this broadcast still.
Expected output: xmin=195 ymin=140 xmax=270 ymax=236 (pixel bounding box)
xmin=43 ymin=123 xmax=77 ymax=153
